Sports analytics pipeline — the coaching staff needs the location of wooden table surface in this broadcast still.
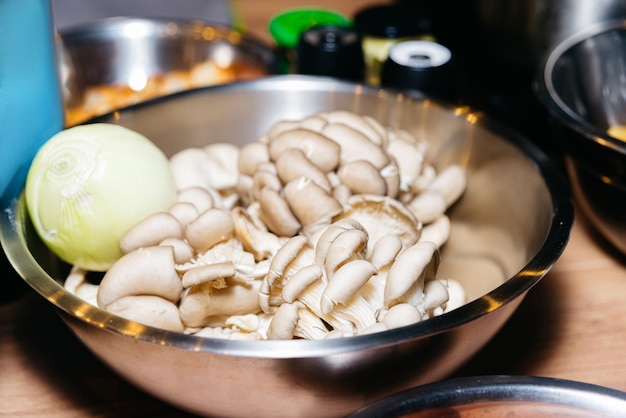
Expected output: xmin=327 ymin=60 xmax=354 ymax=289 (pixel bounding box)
xmin=3 ymin=1 xmax=626 ymax=417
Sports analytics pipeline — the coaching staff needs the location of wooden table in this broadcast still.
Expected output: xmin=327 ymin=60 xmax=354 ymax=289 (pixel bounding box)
xmin=3 ymin=1 xmax=626 ymax=416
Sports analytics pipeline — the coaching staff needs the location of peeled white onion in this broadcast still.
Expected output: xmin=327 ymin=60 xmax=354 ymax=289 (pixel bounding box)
xmin=25 ymin=123 xmax=177 ymax=271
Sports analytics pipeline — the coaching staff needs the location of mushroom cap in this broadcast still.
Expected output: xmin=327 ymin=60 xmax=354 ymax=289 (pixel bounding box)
xmin=185 ymin=208 xmax=234 ymax=253
xmin=338 ymin=160 xmax=389 ymax=196
xmin=283 ymin=177 xmax=342 ymax=229
xmin=257 ymin=187 xmax=302 ymax=237
xmin=106 ymin=295 xmax=184 ymax=332
xmin=179 ymin=278 xmax=262 ymax=328
xmin=384 ymin=241 xmax=440 ymax=308
xmin=97 ymin=245 xmax=183 ymax=308
xmin=268 ymin=128 xmax=341 ymax=173
xmin=119 ymin=212 xmax=183 ymax=254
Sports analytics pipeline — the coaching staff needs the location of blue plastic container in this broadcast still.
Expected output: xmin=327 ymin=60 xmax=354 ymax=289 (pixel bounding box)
xmin=0 ymin=0 xmax=64 ymax=196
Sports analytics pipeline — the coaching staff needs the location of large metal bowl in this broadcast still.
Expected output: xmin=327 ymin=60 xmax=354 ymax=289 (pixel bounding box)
xmin=536 ymin=19 xmax=626 ymax=257
xmin=0 ymin=76 xmax=573 ymax=418
xmin=348 ymin=375 xmax=626 ymax=417
xmin=57 ymin=17 xmax=277 ymax=126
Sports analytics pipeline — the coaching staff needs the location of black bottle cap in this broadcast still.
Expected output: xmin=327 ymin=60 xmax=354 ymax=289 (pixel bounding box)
xmin=381 ymin=40 xmax=457 ymax=102
xmin=296 ymin=25 xmax=364 ymax=81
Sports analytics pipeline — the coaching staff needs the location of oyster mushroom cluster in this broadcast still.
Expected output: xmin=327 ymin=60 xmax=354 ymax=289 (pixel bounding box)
xmin=64 ymin=110 xmax=468 ymax=340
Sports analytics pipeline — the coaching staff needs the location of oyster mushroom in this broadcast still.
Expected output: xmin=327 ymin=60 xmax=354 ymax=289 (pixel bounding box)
xmin=260 ymin=235 xmax=312 ymax=313
xmin=267 ymin=302 xmax=301 ymax=340
xmin=97 ymin=245 xmax=183 ymax=309
xmin=386 ymin=131 xmax=427 ymax=193
xmin=68 ymin=109 xmax=469 ymax=341
xmin=194 ymin=313 xmax=272 ymax=340
xmin=202 ymin=142 xmax=240 ymax=191
xmin=168 ymin=201 xmax=200 ymax=226
xmin=322 ymin=228 xmax=368 ymax=279
xmin=231 ymin=205 xmax=287 ymax=261
xmin=176 ymin=187 xmax=214 ymax=213
xmin=335 ymin=194 xmax=422 ymax=258
xmin=106 ymin=295 xmax=184 ymax=332
xmin=320 ymin=259 xmax=378 ymax=315
xmin=418 ymin=215 xmax=451 ymax=248
xmin=275 ymin=148 xmax=332 ymax=193
xmin=169 ymin=143 xmax=239 ymax=195
xmin=267 ymin=301 xmax=329 ymax=340
xmin=64 ymin=266 xmax=99 ymax=306
xmin=369 ymin=234 xmax=403 ymax=271
xmin=159 ymin=237 xmax=194 ymax=264
xmin=382 ymin=303 xmax=423 ymax=328
xmin=318 ymin=110 xmax=387 ymax=146
xmin=321 ymin=123 xmax=390 ymax=169
xmin=384 ymin=240 xmax=441 ymax=309
xmin=313 ymin=218 xmax=367 ymax=264
xmin=251 ymin=165 xmax=282 ymax=201
xmin=257 ymin=187 xmax=302 ymax=237
xmin=238 ymin=142 xmax=270 ymax=177
xmin=169 ymin=147 xmax=213 ymax=191
xmin=119 ymin=211 xmax=183 ymax=254
xmin=179 ymin=276 xmax=262 ymax=328
xmin=185 ymin=208 xmax=234 ymax=253
xmin=283 ymin=177 xmax=342 ymax=237
xmin=408 ymin=164 xmax=467 ymax=223
xmin=281 ymin=264 xmax=323 ymax=304
xmin=266 ymin=119 xmax=302 ymax=140
xmin=298 ymin=114 xmax=328 ymax=133
xmin=181 ymin=261 xmax=236 ymax=288
xmin=443 ymin=278 xmax=467 ymax=313
xmin=268 ymin=128 xmax=340 ymax=173
xmin=261 ymin=233 xmax=378 ymax=336
xmin=338 ymin=160 xmax=389 ymax=196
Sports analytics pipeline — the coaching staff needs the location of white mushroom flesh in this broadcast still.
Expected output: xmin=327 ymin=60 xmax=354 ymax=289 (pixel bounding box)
xmin=63 ymin=110 xmax=468 ymax=340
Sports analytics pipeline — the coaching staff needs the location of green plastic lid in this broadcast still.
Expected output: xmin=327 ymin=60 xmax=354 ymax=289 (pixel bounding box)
xmin=269 ymin=8 xmax=352 ymax=49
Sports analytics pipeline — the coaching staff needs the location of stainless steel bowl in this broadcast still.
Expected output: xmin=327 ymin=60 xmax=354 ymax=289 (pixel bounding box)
xmin=0 ymin=76 xmax=573 ymax=418
xmin=57 ymin=17 xmax=277 ymax=125
xmin=467 ymin=0 xmax=626 ymax=68
xmin=536 ymin=19 xmax=626 ymax=256
xmin=348 ymin=375 xmax=626 ymax=417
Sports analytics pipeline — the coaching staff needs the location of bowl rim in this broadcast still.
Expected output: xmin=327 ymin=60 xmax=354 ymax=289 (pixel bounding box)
xmin=56 ymin=16 xmax=277 ymax=71
xmin=58 ymin=15 xmax=266 ymax=45
xmin=347 ymin=375 xmax=626 ymax=417
xmin=0 ymin=75 xmax=574 ymax=358
xmin=536 ymin=18 xmax=626 ymax=155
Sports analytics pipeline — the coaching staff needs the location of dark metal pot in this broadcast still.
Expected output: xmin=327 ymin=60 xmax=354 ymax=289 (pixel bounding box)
xmin=468 ymin=0 xmax=626 ymax=68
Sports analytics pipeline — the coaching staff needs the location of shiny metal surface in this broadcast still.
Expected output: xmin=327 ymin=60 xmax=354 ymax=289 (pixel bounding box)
xmin=536 ymin=20 xmax=626 ymax=256
xmin=57 ymin=17 xmax=277 ymax=122
xmin=348 ymin=375 xmax=626 ymax=417
xmin=0 ymin=76 xmax=573 ymax=418
xmin=468 ymin=0 xmax=626 ymax=67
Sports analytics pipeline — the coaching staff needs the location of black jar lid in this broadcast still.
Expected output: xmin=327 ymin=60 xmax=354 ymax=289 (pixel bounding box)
xmin=381 ymin=40 xmax=457 ymax=102
xmin=296 ymin=25 xmax=364 ymax=81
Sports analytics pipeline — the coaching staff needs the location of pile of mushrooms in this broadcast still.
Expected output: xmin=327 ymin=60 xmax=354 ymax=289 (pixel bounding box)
xmin=64 ymin=110 xmax=468 ymax=340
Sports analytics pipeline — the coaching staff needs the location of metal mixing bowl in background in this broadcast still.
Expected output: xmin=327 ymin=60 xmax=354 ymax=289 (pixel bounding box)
xmin=348 ymin=375 xmax=626 ymax=417
xmin=536 ymin=19 xmax=626 ymax=257
xmin=467 ymin=0 xmax=626 ymax=69
xmin=0 ymin=76 xmax=573 ymax=418
xmin=57 ymin=17 xmax=277 ymax=126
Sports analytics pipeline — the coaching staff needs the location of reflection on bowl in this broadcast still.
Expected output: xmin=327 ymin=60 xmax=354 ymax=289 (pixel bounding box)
xmin=348 ymin=375 xmax=626 ymax=417
xmin=57 ymin=17 xmax=277 ymax=126
xmin=536 ymin=19 xmax=626 ymax=256
xmin=0 ymin=76 xmax=573 ymax=418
